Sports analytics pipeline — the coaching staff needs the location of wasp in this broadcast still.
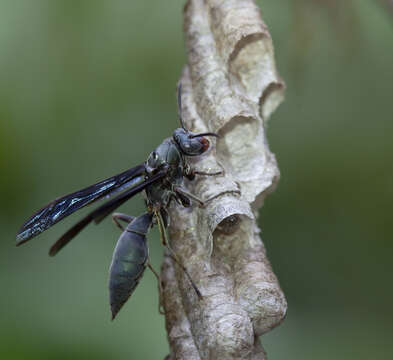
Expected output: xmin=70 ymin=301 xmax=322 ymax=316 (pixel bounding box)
xmin=16 ymin=85 xmax=221 ymax=319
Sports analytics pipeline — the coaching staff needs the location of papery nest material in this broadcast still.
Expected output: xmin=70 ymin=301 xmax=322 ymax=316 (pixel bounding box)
xmin=161 ymin=1 xmax=287 ymax=359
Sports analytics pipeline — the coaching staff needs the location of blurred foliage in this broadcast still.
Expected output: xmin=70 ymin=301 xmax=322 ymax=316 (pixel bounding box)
xmin=0 ymin=1 xmax=392 ymax=359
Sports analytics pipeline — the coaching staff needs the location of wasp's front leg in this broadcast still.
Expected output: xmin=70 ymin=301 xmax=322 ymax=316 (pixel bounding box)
xmin=183 ymin=163 xmax=223 ymax=181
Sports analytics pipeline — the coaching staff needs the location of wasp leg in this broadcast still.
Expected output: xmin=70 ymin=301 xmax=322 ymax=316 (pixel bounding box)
xmin=171 ymin=190 xmax=192 ymax=208
xmin=173 ymin=185 xmax=205 ymax=207
xmin=193 ymin=170 xmax=223 ymax=176
xmin=147 ymin=262 xmax=165 ymax=315
xmin=184 ymin=164 xmax=223 ymax=180
xmin=154 ymin=210 xmax=203 ymax=300
xmin=191 ymin=131 xmax=219 ymax=138
xmin=112 ymin=212 xmax=135 ymax=231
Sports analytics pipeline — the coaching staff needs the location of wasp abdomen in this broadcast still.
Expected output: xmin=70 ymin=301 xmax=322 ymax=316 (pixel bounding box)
xmin=109 ymin=213 xmax=152 ymax=320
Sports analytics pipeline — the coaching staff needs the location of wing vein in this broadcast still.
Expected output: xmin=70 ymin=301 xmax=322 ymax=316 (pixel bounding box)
xmin=48 ymin=169 xmax=167 ymax=256
xmin=16 ymin=164 xmax=146 ymax=244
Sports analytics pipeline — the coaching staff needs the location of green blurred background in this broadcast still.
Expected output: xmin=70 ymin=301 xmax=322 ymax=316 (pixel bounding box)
xmin=1 ymin=1 xmax=392 ymax=359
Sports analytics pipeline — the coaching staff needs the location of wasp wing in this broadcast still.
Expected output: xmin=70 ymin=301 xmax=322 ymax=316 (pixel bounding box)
xmin=16 ymin=164 xmax=146 ymax=245
xmin=49 ymin=169 xmax=167 ymax=256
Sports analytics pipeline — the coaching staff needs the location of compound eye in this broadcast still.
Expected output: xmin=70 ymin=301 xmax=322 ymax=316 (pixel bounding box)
xmin=152 ymin=151 xmax=158 ymax=160
xmin=200 ymin=137 xmax=210 ymax=152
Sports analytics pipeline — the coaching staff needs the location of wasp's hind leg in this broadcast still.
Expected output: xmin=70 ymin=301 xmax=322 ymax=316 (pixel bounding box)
xmin=147 ymin=262 xmax=165 ymax=315
xmin=154 ymin=210 xmax=203 ymax=300
xmin=112 ymin=213 xmax=135 ymax=231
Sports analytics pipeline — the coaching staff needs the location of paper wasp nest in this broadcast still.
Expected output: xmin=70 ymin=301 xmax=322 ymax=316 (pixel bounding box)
xmin=161 ymin=1 xmax=287 ymax=359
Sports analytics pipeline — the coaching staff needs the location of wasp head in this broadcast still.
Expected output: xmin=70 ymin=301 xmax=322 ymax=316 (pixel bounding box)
xmin=173 ymin=128 xmax=218 ymax=156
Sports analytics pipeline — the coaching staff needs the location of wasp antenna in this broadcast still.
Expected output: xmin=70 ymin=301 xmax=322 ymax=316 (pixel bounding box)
xmin=177 ymin=83 xmax=187 ymax=130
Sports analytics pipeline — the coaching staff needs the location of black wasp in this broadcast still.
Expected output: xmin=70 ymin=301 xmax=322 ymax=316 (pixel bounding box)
xmin=16 ymin=85 xmax=221 ymax=319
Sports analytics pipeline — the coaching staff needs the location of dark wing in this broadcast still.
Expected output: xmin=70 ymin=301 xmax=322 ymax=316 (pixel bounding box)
xmin=16 ymin=164 xmax=146 ymax=245
xmin=49 ymin=169 xmax=167 ymax=256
